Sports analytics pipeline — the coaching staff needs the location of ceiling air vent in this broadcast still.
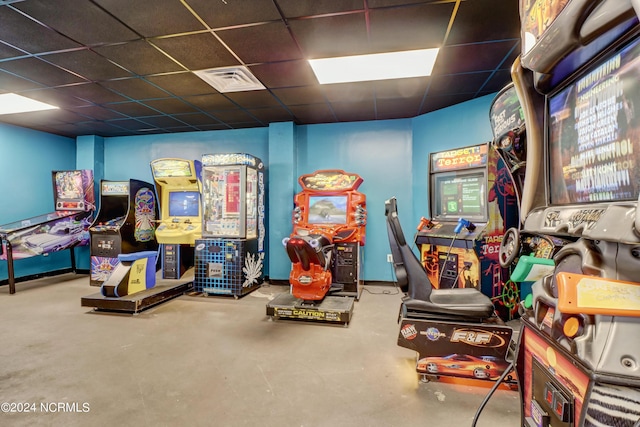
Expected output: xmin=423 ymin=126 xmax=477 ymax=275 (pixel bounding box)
xmin=194 ymin=66 xmax=266 ymax=93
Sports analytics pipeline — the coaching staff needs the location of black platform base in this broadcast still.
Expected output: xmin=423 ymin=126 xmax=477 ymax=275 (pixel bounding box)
xmin=81 ymin=271 xmax=193 ymax=314
xmin=266 ymin=292 xmax=354 ymax=325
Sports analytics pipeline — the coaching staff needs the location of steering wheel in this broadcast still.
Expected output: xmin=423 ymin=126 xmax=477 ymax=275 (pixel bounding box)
xmin=499 ymin=227 xmax=520 ymax=268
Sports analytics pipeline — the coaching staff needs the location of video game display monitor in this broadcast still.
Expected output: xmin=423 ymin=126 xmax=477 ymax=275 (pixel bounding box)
xmin=194 ymin=153 xmax=266 ymax=297
xmin=307 ymin=195 xmax=348 ymax=225
xmin=548 ymin=34 xmax=640 ymax=205
xmin=168 ymin=191 xmax=200 ymax=218
xmin=431 ymin=170 xmax=487 ymax=222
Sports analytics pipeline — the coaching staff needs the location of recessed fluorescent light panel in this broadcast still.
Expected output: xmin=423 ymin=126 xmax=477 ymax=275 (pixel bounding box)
xmin=0 ymin=93 xmax=58 ymax=115
xmin=308 ymin=48 xmax=440 ymax=84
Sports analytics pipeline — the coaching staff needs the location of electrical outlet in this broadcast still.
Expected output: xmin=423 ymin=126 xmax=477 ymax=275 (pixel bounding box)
xmin=387 ymin=254 xmax=393 ymax=263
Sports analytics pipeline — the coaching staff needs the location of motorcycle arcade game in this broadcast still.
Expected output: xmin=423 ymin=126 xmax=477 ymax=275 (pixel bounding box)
xmin=0 ymin=170 xmax=94 ymax=294
xmin=194 ymin=153 xmax=266 ymax=298
xmin=415 ymin=141 xmax=521 ymax=321
xmin=267 ymin=170 xmax=367 ymax=325
xmin=81 ymin=179 xmax=167 ymax=314
xmin=508 ymin=1 xmax=640 ymax=425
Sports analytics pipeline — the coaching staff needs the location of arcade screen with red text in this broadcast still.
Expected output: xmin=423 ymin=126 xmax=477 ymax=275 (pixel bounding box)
xmin=548 ymin=34 xmax=640 ymax=205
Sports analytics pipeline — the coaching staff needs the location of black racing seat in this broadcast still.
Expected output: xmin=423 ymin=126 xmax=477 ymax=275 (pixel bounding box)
xmin=384 ymin=197 xmax=494 ymax=319
xmin=285 ymin=234 xmax=331 ymax=271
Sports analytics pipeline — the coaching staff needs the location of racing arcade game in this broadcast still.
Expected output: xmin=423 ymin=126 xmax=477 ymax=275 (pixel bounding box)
xmin=511 ymin=1 xmax=640 ymax=426
xmin=194 ymin=153 xmax=266 ymax=297
xmin=267 ymin=170 xmax=366 ymax=324
xmin=416 ymin=142 xmax=521 ymax=320
xmin=88 ymin=179 xmax=159 ymax=286
xmin=0 ymin=170 xmax=94 ymax=294
xmin=151 ymin=158 xmax=202 ymax=280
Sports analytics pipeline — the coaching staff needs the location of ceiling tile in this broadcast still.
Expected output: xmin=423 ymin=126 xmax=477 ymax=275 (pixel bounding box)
xmin=141 ymin=98 xmax=200 ymax=115
xmin=376 ymin=96 xmax=424 ymax=120
xmin=151 ymin=33 xmax=240 ymax=70
xmin=224 ymin=90 xmax=282 ymax=108
xmin=289 ymin=104 xmax=336 ymax=124
xmin=249 ymin=60 xmax=318 ymax=88
xmin=0 ymin=7 xmax=81 ymax=54
xmin=102 ymin=101 xmax=158 ymax=116
xmin=171 ymin=112 xmax=221 ymax=127
xmin=0 ymin=41 xmax=23 ymax=59
xmin=480 ymin=69 xmax=514 ymax=93
xmin=272 ymin=86 xmax=327 ymax=105
xmin=0 ymin=57 xmax=84 ymax=86
xmin=138 ymin=115 xmax=193 ymax=129
xmin=19 ymin=87 xmax=93 ymax=108
xmin=188 ymin=0 xmax=282 ymax=28
xmin=429 ymin=72 xmax=492 ymax=96
xmin=332 ymin=100 xmax=376 ymax=122
xmin=217 ymin=22 xmax=302 ymax=64
xmin=0 ymin=70 xmax=44 ymax=91
xmin=94 ymin=0 xmax=206 ymax=37
xmin=368 ymin=3 xmax=454 ymax=52
xmin=45 ymin=50 xmax=133 ymax=81
xmin=94 ymin=40 xmax=185 ymax=76
xmin=276 ymin=0 xmax=364 ymax=18
xmin=322 ymin=81 xmax=375 ymax=103
xmin=420 ymin=93 xmax=475 ymax=114
xmin=375 ymin=77 xmax=430 ymax=100
xmin=210 ymin=109 xmax=260 ymax=124
xmin=15 ymin=0 xmax=139 ymax=45
xmin=73 ymin=105 xmax=127 ymax=121
xmin=447 ymin=0 xmax=520 ymax=45
xmin=183 ymin=93 xmax=238 ymax=110
xmin=246 ymin=106 xmax=294 ymax=123
xmin=55 ymin=83 xmax=127 ymax=104
xmin=145 ymin=73 xmax=219 ymax=97
xmin=289 ymin=13 xmax=370 ymax=58
xmin=100 ymin=78 xmax=170 ymax=100
xmin=432 ymin=41 xmax=516 ymax=75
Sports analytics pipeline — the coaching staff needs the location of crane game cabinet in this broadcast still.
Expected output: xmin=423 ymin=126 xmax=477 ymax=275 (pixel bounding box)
xmin=193 ymin=153 xmax=266 ymax=297
xmin=415 ymin=140 xmax=521 ymax=321
xmin=151 ymin=158 xmax=202 ymax=281
xmin=510 ymin=0 xmax=640 ymax=426
xmin=267 ymin=170 xmax=367 ymax=325
xmin=88 ymin=179 xmax=159 ymax=286
xmin=0 ymin=170 xmax=94 ymax=294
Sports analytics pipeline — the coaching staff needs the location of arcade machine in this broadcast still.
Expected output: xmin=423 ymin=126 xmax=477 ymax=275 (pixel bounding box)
xmin=80 ymin=160 xmax=199 ymax=313
xmin=266 ymin=170 xmax=367 ymax=324
xmin=151 ymin=158 xmax=202 ymax=280
xmin=88 ymin=179 xmax=159 ymax=286
xmin=415 ymin=142 xmax=521 ymax=320
xmin=0 ymin=170 xmax=94 ymax=294
xmin=510 ymin=1 xmax=640 ymax=425
xmin=194 ymin=153 xmax=266 ymax=297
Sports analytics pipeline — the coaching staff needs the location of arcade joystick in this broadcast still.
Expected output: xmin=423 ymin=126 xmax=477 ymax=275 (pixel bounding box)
xmin=416 ymin=217 xmax=435 ymax=231
xmin=454 ymin=218 xmax=476 ymax=234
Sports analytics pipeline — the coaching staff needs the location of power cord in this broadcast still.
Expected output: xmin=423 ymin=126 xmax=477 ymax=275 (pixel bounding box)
xmin=470 ymin=360 xmax=515 ymax=427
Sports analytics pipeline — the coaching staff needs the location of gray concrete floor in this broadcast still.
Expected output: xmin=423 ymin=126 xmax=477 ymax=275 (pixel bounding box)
xmin=0 ymin=273 xmax=521 ymax=426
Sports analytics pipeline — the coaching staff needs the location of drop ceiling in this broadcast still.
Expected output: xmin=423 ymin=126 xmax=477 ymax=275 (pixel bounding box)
xmin=0 ymin=0 xmax=520 ymax=137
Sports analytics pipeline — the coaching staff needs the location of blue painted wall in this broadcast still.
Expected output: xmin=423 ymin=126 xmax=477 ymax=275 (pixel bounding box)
xmin=0 ymin=123 xmax=78 ymax=280
xmin=0 ymin=94 xmax=498 ymax=286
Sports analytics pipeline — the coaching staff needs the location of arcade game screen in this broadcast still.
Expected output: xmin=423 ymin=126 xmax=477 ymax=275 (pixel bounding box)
xmin=432 ymin=170 xmax=487 ymax=221
xmin=55 ymin=170 xmax=83 ymax=200
xmin=308 ymin=195 xmax=348 ymax=224
xmin=548 ymin=34 xmax=640 ymax=205
xmin=169 ymin=191 xmax=200 ymax=217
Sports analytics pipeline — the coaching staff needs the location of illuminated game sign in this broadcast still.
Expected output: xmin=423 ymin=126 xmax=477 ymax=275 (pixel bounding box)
xmin=548 ymin=35 xmax=640 ymax=204
xmin=521 ymin=0 xmax=570 ymax=53
xmin=430 ymin=144 xmax=488 ymax=173
xmin=490 ymin=85 xmax=525 ymax=139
